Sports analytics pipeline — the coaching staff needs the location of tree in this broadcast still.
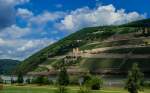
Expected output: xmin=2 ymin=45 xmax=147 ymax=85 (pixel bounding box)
xmin=125 ymin=63 xmax=144 ymax=93
xmin=11 ymin=77 xmax=15 ymax=84
xmin=55 ymin=61 xmax=69 ymax=93
xmin=26 ymin=78 xmax=31 ymax=84
xmin=17 ymin=72 xmax=24 ymax=84
xmin=32 ymin=76 xmax=45 ymax=85
xmin=0 ymin=77 xmax=3 ymax=90
xmin=58 ymin=67 xmax=69 ymax=86
xmin=0 ymin=77 xmax=3 ymax=84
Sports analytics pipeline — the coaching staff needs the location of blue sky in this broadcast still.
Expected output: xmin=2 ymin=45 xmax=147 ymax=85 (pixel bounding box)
xmin=0 ymin=0 xmax=149 ymax=60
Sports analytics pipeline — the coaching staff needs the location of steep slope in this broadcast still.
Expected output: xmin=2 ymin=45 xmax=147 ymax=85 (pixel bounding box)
xmin=121 ymin=18 xmax=150 ymax=27
xmin=0 ymin=59 xmax=19 ymax=75
xmin=17 ymin=19 xmax=150 ymax=74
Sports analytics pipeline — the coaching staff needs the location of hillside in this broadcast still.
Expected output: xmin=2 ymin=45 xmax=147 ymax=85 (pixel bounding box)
xmin=0 ymin=59 xmax=19 ymax=75
xmin=17 ymin=18 xmax=150 ymax=75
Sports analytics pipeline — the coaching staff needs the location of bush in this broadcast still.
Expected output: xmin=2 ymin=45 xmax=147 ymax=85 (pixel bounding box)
xmin=82 ymin=74 xmax=91 ymax=85
xmin=86 ymin=76 xmax=103 ymax=90
xmin=31 ymin=76 xmax=51 ymax=85
xmin=26 ymin=78 xmax=31 ymax=84
xmin=70 ymin=76 xmax=79 ymax=85
xmin=43 ymin=77 xmax=52 ymax=85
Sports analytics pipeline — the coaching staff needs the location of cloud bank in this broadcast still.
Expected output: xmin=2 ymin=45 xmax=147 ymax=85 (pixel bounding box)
xmin=57 ymin=4 xmax=145 ymax=32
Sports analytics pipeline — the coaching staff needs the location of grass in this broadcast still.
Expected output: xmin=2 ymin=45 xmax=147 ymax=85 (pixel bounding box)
xmin=0 ymin=85 xmax=150 ymax=93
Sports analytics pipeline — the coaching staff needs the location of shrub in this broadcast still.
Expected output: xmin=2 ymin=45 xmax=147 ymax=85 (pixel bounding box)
xmin=31 ymin=76 xmax=51 ymax=85
xmin=82 ymin=74 xmax=92 ymax=85
xmin=26 ymin=78 xmax=31 ymax=84
xmin=43 ymin=77 xmax=52 ymax=85
xmin=86 ymin=76 xmax=103 ymax=90
xmin=70 ymin=76 xmax=79 ymax=85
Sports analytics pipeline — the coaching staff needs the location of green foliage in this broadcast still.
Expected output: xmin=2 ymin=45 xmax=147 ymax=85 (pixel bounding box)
xmin=0 ymin=77 xmax=3 ymax=84
xmin=69 ymin=76 xmax=80 ymax=85
xmin=57 ymin=67 xmax=69 ymax=86
xmin=82 ymin=74 xmax=92 ymax=85
xmin=26 ymin=78 xmax=31 ymax=84
xmin=80 ymin=74 xmax=103 ymax=91
xmin=0 ymin=59 xmax=19 ymax=75
xmin=17 ymin=72 xmax=24 ymax=84
xmin=85 ymin=76 xmax=103 ymax=90
xmin=31 ymin=76 xmax=51 ymax=85
xmin=34 ymin=67 xmax=49 ymax=72
xmin=125 ymin=63 xmax=144 ymax=93
xmin=11 ymin=78 xmax=16 ymax=84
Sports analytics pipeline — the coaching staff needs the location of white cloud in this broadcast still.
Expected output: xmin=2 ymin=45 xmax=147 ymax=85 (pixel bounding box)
xmin=57 ymin=4 xmax=146 ymax=32
xmin=0 ymin=25 xmax=30 ymax=39
xmin=29 ymin=11 xmax=66 ymax=26
xmin=0 ymin=38 xmax=55 ymax=60
xmin=0 ymin=24 xmax=55 ymax=60
xmin=0 ymin=8 xmax=64 ymax=60
xmin=0 ymin=0 xmax=30 ymax=5
xmin=17 ymin=8 xmax=33 ymax=19
xmin=17 ymin=38 xmax=54 ymax=52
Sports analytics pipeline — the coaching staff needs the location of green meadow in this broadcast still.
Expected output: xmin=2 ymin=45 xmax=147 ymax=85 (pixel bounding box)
xmin=0 ymin=85 xmax=150 ymax=93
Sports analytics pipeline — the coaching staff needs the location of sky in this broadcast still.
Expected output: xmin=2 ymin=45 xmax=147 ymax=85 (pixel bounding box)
xmin=0 ymin=0 xmax=149 ymax=60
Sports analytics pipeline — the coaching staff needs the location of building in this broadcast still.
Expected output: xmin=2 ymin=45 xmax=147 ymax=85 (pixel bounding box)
xmin=0 ymin=75 xmax=32 ymax=84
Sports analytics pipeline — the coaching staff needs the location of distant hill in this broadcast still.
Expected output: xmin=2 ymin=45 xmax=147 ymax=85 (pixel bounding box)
xmin=16 ymin=18 xmax=150 ymax=75
xmin=0 ymin=59 xmax=19 ymax=75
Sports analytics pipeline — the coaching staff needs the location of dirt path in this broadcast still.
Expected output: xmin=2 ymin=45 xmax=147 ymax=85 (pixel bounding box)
xmin=48 ymin=44 xmax=150 ymax=60
xmin=82 ymin=53 xmax=150 ymax=59
xmin=86 ymin=36 xmax=150 ymax=46
xmin=88 ymin=45 xmax=150 ymax=53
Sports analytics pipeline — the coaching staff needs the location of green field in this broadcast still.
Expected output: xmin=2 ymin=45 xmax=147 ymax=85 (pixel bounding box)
xmin=0 ymin=85 xmax=150 ymax=93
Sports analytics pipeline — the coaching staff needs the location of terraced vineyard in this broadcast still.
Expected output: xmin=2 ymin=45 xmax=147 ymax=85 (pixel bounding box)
xmin=16 ymin=19 xmax=150 ymax=77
